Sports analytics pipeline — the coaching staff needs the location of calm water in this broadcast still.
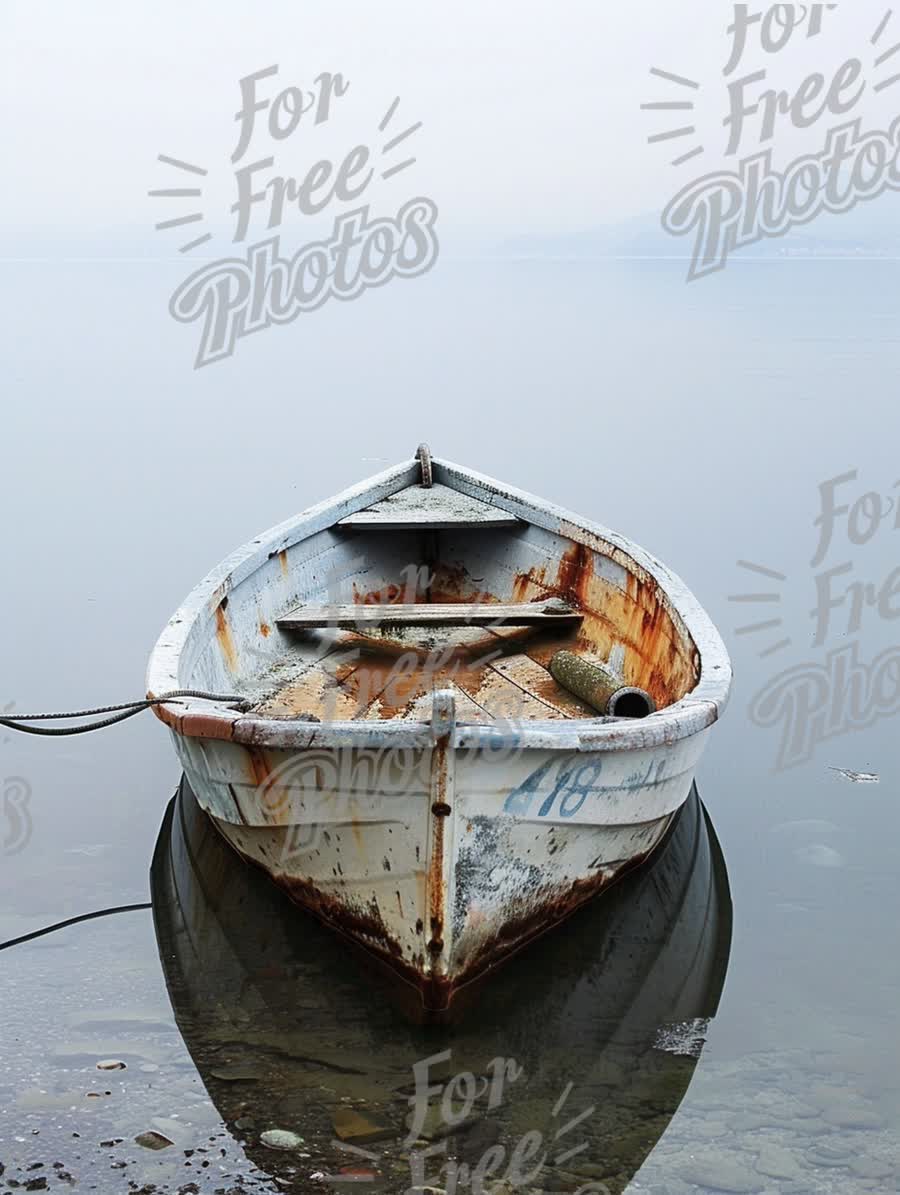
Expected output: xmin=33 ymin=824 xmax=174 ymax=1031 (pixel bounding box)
xmin=1 ymin=257 xmax=899 ymax=1192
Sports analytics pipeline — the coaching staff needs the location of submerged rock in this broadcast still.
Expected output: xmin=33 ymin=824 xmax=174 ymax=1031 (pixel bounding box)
xmin=332 ymin=1106 xmax=394 ymax=1143
xmin=805 ymin=1140 xmax=853 ymax=1168
xmin=135 ymin=1131 xmax=174 ymax=1150
xmin=850 ymin=1156 xmax=893 ymax=1180
xmin=209 ymin=1063 xmax=263 ymax=1082
xmin=754 ymin=1144 xmax=803 ymax=1180
xmin=680 ymin=1154 xmax=763 ymax=1193
xmin=260 ymin=1129 xmax=305 ymax=1150
xmin=822 ymin=1101 xmax=885 ymax=1130
xmin=405 ymin=1102 xmax=477 ymax=1142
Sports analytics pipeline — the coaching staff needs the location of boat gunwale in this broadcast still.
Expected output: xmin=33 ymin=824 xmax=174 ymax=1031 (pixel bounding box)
xmin=147 ymin=455 xmax=731 ymax=752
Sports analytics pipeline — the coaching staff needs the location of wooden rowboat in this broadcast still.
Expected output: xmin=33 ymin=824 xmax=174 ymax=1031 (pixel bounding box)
xmin=147 ymin=447 xmax=731 ymax=1017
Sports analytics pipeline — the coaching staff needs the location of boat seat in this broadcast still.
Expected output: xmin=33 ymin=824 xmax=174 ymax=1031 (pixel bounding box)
xmin=339 ymin=483 xmax=521 ymax=530
xmin=275 ymin=599 xmax=582 ymax=631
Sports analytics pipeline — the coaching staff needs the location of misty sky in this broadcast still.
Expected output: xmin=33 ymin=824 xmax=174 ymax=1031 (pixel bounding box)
xmin=5 ymin=1 xmax=899 ymax=250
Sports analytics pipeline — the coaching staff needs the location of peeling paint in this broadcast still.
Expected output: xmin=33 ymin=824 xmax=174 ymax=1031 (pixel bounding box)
xmin=215 ymin=601 xmax=239 ymax=674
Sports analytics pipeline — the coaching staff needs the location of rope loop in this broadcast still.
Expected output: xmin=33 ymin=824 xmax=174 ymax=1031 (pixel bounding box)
xmin=0 ymin=691 xmax=250 ymax=737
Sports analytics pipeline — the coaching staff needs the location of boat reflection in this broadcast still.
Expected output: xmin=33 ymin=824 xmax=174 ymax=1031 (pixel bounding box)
xmin=151 ymin=777 xmax=732 ymax=1193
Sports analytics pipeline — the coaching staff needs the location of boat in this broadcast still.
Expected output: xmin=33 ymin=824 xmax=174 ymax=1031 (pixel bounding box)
xmin=151 ymin=777 xmax=732 ymax=1192
xmin=147 ymin=446 xmax=731 ymax=1018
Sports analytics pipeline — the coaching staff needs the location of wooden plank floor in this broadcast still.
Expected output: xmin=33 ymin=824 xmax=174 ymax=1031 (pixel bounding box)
xmin=253 ymin=629 xmax=595 ymax=724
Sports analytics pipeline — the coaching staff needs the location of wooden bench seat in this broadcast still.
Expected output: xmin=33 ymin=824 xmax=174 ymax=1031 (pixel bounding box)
xmin=276 ymin=599 xmax=582 ymax=631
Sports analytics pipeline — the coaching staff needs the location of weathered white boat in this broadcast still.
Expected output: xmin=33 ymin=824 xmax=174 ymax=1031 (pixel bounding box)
xmin=147 ymin=447 xmax=731 ymax=1017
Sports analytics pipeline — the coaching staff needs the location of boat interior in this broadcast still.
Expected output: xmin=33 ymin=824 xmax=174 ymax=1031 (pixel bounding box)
xmin=193 ymin=476 xmax=702 ymax=725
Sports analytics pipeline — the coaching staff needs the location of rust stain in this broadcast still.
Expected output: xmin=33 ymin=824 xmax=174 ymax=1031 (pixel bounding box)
xmin=152 ymin=695 xmax=239 ymax=741
xmin=244 ymin=746 xmax=271 ymax=788
xmin=453 ymin=851 xmax=655 ymax=991
xmin=506 ymin=540 xmax=697 ymax=708
xmin=278 ymin=873 xmax=403 ymax=958
xmin=181 ymin=712 xmax=235 ymax=742
xmin=555 ymin=541 xmax=594 ymax=607
xmin=259 ymin=620 xmax=271 ymax=638
xmin=215 ymin=602 xmax=239 ymax=673
xmin=349 ymin=814 xmax=363 ymax=853
xmin=428 ymin=585 xmax=496 ymax=606
xmin=428 ymin=812 xmax=445 ymax=952
xmin=151 ymin=700 xmax=183 ymax=733
xmin=353 ymin=581 xmax=403 ymax=605
xmin=510 ymin=566 xmax=548 ymax=602
xmin=426 ymin=738 xmax=450 ymax=959
xmin=334 ymin=653 xmax=424 ymax=718
xmin=278 ymin=549 xmax=289 ymax=578
xmin=428 ymin=561 xmax=471 ymax=599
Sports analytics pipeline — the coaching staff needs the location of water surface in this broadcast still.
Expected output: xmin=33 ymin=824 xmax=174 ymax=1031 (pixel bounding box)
xmin=2 ymin=256 xmax=899 ymax=1192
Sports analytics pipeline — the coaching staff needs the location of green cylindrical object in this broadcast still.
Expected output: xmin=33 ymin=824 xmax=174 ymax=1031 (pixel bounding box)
xmin=549 ymin=651 xmax=656 ymax=719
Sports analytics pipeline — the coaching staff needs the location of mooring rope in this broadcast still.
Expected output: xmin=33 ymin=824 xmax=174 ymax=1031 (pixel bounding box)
xmin=0 ymin=903 xmax=153 ymax=952
xmin=0 ymin=691 xmax=251 ymax=737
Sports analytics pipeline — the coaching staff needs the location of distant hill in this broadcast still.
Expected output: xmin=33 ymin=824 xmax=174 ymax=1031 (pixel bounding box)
xmin=501 ymin=191 xmax=900 ymax=261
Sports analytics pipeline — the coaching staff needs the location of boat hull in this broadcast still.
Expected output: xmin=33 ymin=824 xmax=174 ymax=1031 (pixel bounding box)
xmin=148 ymin=453 xmax=731 ymax=1020
xmin=175 ymin=723 xmax=710 ymax=1018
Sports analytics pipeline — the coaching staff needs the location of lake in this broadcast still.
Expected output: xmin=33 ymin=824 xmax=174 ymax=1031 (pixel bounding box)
xmin=1 ymin=255 xmax=898 ymax=1193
